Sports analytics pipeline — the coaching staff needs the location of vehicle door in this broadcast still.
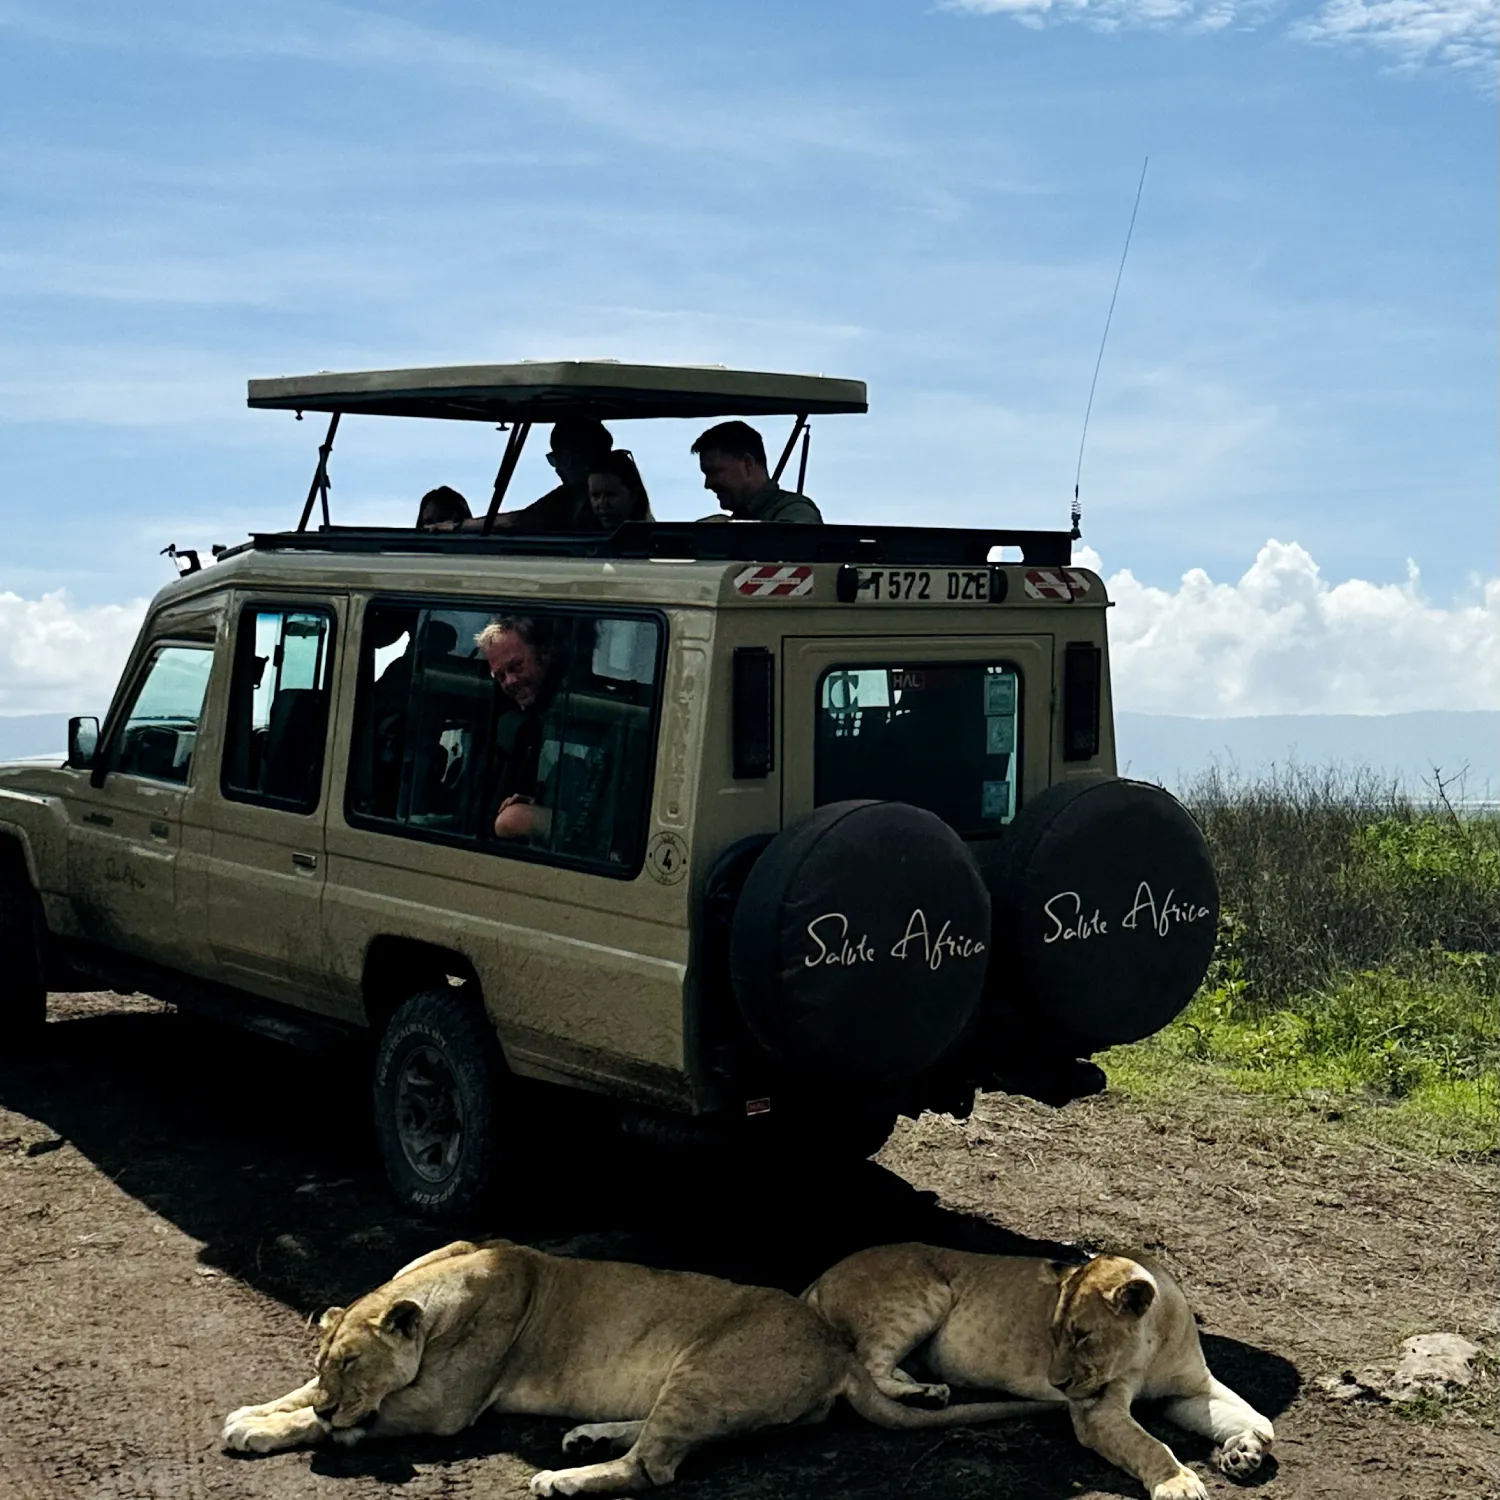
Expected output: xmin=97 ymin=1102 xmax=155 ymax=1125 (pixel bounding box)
xmin=65 ymin=638 xmax=217 ymax=967
xmin=206 ymin=596 xmax=344 ymax=1013
xmin=781 ymin=633 xmax=1054 ymax=837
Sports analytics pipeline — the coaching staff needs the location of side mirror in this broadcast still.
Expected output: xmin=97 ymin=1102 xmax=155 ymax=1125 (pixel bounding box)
xmin=67 ymin=716 xmax=100 ymax=770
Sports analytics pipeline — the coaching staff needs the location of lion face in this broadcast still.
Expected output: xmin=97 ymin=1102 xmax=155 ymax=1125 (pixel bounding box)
xmin=313 ymin=1299 xmax=424 ymax=1429
xmin=1046 ymin=1256 xmax=1158 ymax=1399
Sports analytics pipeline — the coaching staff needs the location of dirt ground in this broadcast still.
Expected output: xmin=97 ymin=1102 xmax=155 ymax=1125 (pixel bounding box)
xmin=0 ymin=993 xmax=1494 ymax=1500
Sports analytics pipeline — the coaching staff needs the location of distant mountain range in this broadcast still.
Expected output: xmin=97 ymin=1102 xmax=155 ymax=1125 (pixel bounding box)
xmin=3 ymin=709 xmax=1495 ymax=802
xmin=1116 ymin=711 xmax=1497 ymax=801
xmin=0 ymin=714 xmax=70 ymax=762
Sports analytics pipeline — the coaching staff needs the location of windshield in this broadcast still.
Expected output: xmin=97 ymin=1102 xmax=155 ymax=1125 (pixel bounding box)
xmin=815 ymin=662 xmax=1020 ymax=835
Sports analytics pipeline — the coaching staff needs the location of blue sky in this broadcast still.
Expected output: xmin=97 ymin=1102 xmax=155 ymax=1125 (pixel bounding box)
xmin=0 ymin=0 xmax=1494 ymax=718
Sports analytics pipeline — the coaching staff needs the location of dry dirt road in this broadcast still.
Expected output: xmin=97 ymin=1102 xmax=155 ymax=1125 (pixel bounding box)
xmin=0 ymin=992 xmax=1494 ymax=1500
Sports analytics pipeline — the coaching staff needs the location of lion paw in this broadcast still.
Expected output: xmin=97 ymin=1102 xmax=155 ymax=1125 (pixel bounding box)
xmin=531 ymin=1471 xmax=583 ymax=1497
xmin=1151 ymin=1469 xmax=1209 ymax=1500
xmin=1215 ymin=1430 xmax=1266 ymax=1478
xmin=221 ymin=1407 xmax=328 ymax=1454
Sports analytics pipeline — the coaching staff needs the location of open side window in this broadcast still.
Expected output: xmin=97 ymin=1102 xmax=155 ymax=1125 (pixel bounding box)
xmin=346 ymin=599 xmax=664 ymax=877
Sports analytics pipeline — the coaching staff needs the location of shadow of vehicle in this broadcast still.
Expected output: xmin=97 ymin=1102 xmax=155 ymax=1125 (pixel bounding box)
xmin=2 ymin=997 xmax=1301 ymax=1499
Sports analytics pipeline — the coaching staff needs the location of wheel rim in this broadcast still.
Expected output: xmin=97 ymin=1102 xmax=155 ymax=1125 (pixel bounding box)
xmin=394 ymin=1044 xmax=466 ymax=1183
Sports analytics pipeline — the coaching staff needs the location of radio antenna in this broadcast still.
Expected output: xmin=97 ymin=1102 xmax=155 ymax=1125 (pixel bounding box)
xmin=1072 ymin=156 xmax=1149 ymax=540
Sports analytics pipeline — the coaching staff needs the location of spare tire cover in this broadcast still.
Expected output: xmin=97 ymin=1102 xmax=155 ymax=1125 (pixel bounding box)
xmin=985 ymin=778 xmax=1218 ymax=1051
xmin=730 ymin=801 xmax=990 ymax=1085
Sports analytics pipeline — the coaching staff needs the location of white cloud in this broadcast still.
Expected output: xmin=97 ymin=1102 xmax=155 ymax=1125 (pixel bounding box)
xmin=1081 ymin=539 xmax=1500 ymax=715
xmin=1 ymin=543 xmax=1492 ymax=720
xmin=1292 ymin=0 xmax=1498 ymax=74
xmin=943 ymin=0 xmax=1498 ymax=79
xmin=0 ymin=590 xmax=148 ymax=715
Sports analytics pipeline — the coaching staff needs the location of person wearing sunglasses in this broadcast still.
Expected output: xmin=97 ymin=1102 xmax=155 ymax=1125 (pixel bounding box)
xmin=501 ymin=418 xmax=616 ymax=531
xmin=432 ymin=419 xmax=617 ymax=533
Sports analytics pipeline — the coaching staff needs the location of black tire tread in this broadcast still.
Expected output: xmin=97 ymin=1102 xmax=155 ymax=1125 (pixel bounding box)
xmin=372 ymin=987 xmax=507 ymax=1223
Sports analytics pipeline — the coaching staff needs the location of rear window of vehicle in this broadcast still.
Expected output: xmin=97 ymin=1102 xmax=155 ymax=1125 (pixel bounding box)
xmin=815 ymin=663 xmax=1021 ymax=834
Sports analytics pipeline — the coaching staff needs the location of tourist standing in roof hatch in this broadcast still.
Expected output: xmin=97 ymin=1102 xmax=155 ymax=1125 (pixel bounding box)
xmin=446 ymin=418 xmax=616 ymax=532
xmin=508 ymin=417 xmax=616 ymax=530
xmin=691 ymin=421 xmax=822 ymax=524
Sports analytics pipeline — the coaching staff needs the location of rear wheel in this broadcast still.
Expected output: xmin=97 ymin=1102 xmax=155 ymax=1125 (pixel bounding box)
xmin=372 ymin=988 xmax=507 ymax=1221
xmin=0 ymin=865 xmax=47 ymax=1050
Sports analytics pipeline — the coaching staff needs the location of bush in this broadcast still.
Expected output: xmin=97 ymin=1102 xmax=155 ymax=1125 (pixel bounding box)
xmin=1109 ymin=765 xmax=1500 ymax=1142
xmin=1183 ymin=763 xmax=1499 ymax=1007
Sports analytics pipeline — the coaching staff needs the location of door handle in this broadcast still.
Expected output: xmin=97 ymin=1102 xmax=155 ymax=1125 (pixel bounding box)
xmin=83 ymin=811 xmax=113 ymax=827
xmin=291 ymin=852 xmax=318 ymax=871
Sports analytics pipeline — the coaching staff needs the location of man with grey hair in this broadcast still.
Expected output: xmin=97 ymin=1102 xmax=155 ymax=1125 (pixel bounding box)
xmin=475 ymin=617 xmax=556 ymax=840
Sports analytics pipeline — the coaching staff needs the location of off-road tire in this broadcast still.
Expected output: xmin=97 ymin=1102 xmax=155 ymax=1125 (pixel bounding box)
xmin=0 ymin=865 xmax=47 ymax=1049
xmin=372 ymin=988 xmax=507 ymax=1222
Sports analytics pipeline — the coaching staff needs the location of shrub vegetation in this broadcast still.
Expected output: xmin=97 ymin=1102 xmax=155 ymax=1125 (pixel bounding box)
xmin=1106 ymin=765 xmax=1498 ymax=1153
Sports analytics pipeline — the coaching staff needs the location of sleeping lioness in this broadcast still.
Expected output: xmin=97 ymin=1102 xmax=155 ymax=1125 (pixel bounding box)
xmin=222 ymin=1239 xmax=1051 ymax=1495
xmin=805 ymin=1244 xmax=1274 ymax=1500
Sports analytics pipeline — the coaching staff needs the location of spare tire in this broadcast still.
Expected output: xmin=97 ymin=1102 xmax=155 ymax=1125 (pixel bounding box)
xmin=730 ymin=800 xmax=990 ymax=1085
xmin=983 ymin=778 xmax=1218 ymax=1052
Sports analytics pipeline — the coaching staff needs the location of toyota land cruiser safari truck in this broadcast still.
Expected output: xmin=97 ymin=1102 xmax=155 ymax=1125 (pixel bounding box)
xmin=0 ymin=361 xmax=1219 ymax=1220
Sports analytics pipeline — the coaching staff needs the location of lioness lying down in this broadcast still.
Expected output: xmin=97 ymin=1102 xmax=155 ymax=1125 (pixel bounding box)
xmin=805 ymin=1244 xmax=1274 ymax=1500
xmin=222 ymin=1239 xmax=1051 ymax=1496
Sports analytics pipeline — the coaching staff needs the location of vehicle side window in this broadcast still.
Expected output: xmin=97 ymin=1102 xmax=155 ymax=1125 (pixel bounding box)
xmin=347 ymin=601 xmax=662 ymax=877
xmin=222 ymin=607 xmax=336 ymax=813
xmin=110 ymin=644 xmax=214 ymax=785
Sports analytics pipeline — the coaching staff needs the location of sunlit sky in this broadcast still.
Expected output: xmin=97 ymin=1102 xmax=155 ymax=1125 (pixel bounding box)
xmin=0 ymin=0 xmax=1494 ymax=718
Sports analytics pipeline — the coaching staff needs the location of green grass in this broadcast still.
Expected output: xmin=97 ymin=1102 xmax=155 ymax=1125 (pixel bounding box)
xmin=1106 ymin=956 xmax=1499 ymax=1156
xmin=1106 ymin=769 xmax=1499 ymax=1159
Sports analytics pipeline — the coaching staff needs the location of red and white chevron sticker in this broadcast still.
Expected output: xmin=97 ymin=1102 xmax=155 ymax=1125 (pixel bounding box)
xmin=1023 ymin=568 xmax=1091 ymax=601
xmin=734 ymin=564 xmax=814 ymax=599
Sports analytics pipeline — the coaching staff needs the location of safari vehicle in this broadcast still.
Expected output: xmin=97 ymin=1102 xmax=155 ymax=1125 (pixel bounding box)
xmin=0 ymin=361 xmax=1219 ymax=1220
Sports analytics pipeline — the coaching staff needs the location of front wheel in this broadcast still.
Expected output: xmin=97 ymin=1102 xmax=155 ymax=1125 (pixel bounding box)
xmin=372 ymin=989 xmax=507 ymax=1221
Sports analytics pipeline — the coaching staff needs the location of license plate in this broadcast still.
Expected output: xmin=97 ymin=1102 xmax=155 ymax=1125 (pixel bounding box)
xmin=853 ymin=568 xmax=990 ymax=603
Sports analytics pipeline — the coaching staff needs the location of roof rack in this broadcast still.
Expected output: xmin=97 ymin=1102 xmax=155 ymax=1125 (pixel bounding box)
xmin=249 ymin=522 xmax=1073 ymax=568
xmin=249 ymin=360 xmax=869 ymax=533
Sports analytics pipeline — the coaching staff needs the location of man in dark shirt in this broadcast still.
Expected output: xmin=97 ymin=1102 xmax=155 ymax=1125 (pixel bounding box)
xmin=690 ymin=420 xmax=822 ymax=523
xmin=476 ymin=616 xmax=558 ymax=839
xmin=498 ymin=418 xmax=615 ymax=532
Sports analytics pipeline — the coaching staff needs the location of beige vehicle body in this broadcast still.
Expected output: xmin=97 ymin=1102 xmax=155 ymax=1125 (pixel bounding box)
xmin=0 ymin=361 xmax=1217 ymax=1215
xmin=0 ymin=545 xmax=1111 ymax=1113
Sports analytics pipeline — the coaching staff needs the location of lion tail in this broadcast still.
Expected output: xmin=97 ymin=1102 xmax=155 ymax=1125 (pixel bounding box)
xmin=840 ymin=1362 xmax=1055 ymax=1432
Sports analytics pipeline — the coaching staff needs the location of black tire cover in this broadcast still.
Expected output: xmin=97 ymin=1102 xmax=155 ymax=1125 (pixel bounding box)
xmin=730 ymin=800 xmax=990 ymax=1085
xmin=985 ymin=778 xmax=1218 ymax=1051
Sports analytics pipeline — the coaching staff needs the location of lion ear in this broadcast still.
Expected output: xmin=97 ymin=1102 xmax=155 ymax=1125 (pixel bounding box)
xmin=318 ymin=1306 xmax=346 ymax=1332
xmin=1045 ymin=1258 xmax=1087 ymax=1286
xmin=1108 ymin=1271 xmax=1157 ymax=1319
xmin=380 ymin=1299 xmax=423 ymax=1340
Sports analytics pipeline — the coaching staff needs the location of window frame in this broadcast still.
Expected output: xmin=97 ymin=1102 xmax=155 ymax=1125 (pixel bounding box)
xmin=103 ymin=639 xmax=216 ymax=788
xmin=343 ymin=593 xmax=669 ymax=881
xmin=219 ymin=601 xmax=339 ymax=816
xmin=813 ymin=657 xmax=1027 ymax=838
